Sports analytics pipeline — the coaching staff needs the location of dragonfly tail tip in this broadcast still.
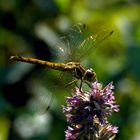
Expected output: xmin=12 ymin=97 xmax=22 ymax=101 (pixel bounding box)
xmin=10 ymin=56 xmax=14 ymax=60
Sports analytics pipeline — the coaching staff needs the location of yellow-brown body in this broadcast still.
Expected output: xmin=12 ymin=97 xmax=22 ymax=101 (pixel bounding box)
xmin=10 ymin=55 xmax=96 ymax=86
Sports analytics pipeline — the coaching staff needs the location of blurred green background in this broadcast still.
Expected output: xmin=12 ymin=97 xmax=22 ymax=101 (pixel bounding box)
xmin=0 ymin=0 xmax=140 ymax=140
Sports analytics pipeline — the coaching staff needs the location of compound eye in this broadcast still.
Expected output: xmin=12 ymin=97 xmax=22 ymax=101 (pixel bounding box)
xmin=89 ymin=68 xmax=94 ymax=72
xmin=85 ymin=68 xmax=96 ymax=81
xmin=87 ymin=68 xmax=94 ymax=73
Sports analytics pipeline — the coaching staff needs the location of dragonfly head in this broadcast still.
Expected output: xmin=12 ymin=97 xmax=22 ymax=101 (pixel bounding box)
xmin=84 ymin=68 xmax=97 ymax=82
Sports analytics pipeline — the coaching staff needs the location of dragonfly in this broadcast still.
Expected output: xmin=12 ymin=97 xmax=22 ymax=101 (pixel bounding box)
xmin=10 ymin=23 xmax=113 ymax=89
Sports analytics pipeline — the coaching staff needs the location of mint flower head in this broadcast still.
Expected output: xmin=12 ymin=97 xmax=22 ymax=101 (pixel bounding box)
xmin=63 ymin=81 xmax=119 ymax=140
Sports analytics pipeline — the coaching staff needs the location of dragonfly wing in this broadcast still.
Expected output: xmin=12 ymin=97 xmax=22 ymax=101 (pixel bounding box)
xmin=56 ymin=24 xmax=113 ymax=62
xmin=76 ymin=29 xmax=114 ymax=61
xmin=56 ymin=23 xmax=87 ymax=62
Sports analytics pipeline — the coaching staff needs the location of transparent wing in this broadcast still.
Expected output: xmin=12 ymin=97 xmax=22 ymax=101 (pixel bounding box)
xmin=77 ymin=29 xmax=114 ymax=61
xmin=56 ymin=23 xmax=86 ymax=62
xmin=56 ymin=23 xmax=113 ymax=62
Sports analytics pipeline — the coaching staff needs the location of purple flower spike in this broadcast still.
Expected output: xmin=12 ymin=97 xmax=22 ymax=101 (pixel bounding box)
xmin=63 ymin=81 xmax=119 ymax=140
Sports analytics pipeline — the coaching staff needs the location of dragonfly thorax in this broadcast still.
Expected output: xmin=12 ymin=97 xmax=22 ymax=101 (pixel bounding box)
xmin=64 ymin=62 xmax=81 ymax=70
xmin=64 ymin=62 xmax=96 ymax=82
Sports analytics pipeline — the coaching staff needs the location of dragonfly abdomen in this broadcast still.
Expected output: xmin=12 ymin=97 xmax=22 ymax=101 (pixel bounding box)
xmin=10 ymin=56 xmax=66 ymax=71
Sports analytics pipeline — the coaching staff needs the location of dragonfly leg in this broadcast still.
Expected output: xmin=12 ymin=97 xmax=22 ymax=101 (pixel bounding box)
xmin=85 ymin=81 xmax=92 ymax=87
xmin=79 ymin=70 xmax=89 ymax=89
xmin=79 ymin=79 xmax=84 ymax=91
xmin=65 ymin=79 xmax=79 ymax=88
